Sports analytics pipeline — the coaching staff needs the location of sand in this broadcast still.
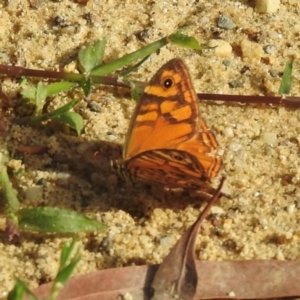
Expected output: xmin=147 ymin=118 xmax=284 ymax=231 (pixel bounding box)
xmin=0 ymin=0 xmax=299 ymax=298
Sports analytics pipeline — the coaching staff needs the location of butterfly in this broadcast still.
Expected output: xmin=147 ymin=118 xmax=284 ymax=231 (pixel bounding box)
xmin=117 ymin=58 xmax=222 ymax=195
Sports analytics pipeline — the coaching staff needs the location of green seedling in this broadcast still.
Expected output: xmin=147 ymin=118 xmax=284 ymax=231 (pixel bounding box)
xmin=279 ymin=60 xmax=293 ymax=95
xmin=8 ymin=239 xmax=81 ymax=300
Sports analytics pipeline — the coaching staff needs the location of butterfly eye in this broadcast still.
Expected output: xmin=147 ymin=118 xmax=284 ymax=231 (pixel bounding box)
xmin=163 ymin=78 xmax=173 ymax=88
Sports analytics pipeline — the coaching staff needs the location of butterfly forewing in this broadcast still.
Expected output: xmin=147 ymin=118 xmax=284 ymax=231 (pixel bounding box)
xmin=122 ymin=58 xmax=222 ymax=191
xmin=124 ymin=59 xmax=200 ymax=158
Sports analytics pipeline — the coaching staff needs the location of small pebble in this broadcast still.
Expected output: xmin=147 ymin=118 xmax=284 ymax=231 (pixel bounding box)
xmin=289 ymin=153 xmax=297 ymax=163
xmin=52 ymin=15 xmax=71 ymax=28
xmin=240 ymin=39 xmax=264 ymax=62
xmin=287 ymin=204 xmax=295 ymax=214
xmin=56 ymin=172 xmax=71 ymax=181
xmin=229 ymin=79 xmax=244 ymax=88
xmin=255 ymin=0 xmax=280 ymax=13
xmin=210 ymin=206 xmax=225 ymax=214
xmin=223 ymin=126 xmax=234 ymax=138
xmin=88 ymin=101 xmax=102 ymax=112
xmin=0 ymin=51 xmax=10 ymax=64
xmin=208 ymin=39 xmax=232 ymax=57
xmin=229 ymin=142 xmax=242 ymax=152
xmin=262 ymin=132 xmax=278 ymax=146
xmin=107 ymin=132 xmax=117 ymax=141
xmin=199 ymin=16 xmax=209 ymax=26
xmin=222 ymin=59 xmax=231 ymax=67
xmin=37 ymin=178 xmax=47 ymax=186
xmin=160 ymin=236 xmax=175 ymax=248
xmin=263 ymin=44 xmax=276 ymax=54
xmin=240 ymin=66 xmax=250 ymax=74
xmin=269 ymin=69 xmax=278 ymax=77
xmin=217 ymin=15 xmax=235 ymax=29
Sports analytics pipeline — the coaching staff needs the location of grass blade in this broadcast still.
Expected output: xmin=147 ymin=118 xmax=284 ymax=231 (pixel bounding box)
xmin=0 ymin=150 xmax=19 ymax=213
xmin=50 ymin=239 xmax=81 ymax=300
xmin=90 ymin=36 xmax=169 ymax=76
xmin=48 ymin=99 xmax=79 ymax=116
xmin=46 ymin=81 xmax=78 ymax=97
xmin=119 ymin=55 xmax=150 ymax=77
xmin=8 ymin=278 xmax=38 ymax=300
xmin=279 ymin=61 xmax=293 ymax=95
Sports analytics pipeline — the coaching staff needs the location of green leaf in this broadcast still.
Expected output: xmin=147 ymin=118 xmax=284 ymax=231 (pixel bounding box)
xmin=90 ymin=35 xmax=169 ymax=76
xmin=78 ymin=39 xmax=107 ymax=73
xmin=35 ymin=82 xmax=48 ymax=115
xmin=120 ymin=55 xmax=150 ymax=77
xmin=0 ymin=166 xmax=20 ymax=213
xmin=46 ymin=81 xmax=78 ymax=97
xmin=18 ymin=99 xmax=81 ymax=128
xmin=20 ymin=85 xmax=37 ymax=101
xmin=55 ymin=253 xmax=80 ymax=284
xmin=48 ymin=99 xmax=80 ymax=116
xmin=0 ymin=151 xmax=20 ymax=213
xmin=80 ymin=78 xmax=92 ymax=96
xmin=168 ymin=32 xmax=203 ymax=50
xmin=60 ymin=239 xmax=77 ymax=268
xmin=50 ymin=239 xmax=80 ymax=300
xmin=279 ymin=61 xmax=293 ymax=95
xmin=8 ymin=278 xmax=37 ymax=300
xmin=18 ymin=207 xmax=107 ymax=233
xmin=51 ymin=111 xmax=84 ymax=135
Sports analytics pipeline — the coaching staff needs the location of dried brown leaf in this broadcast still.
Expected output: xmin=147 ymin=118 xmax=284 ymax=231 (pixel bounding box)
xmin=150 ymin=179 xmax=225 ymax=300
xmin=31 ymin=260 xmax=300 ymax=300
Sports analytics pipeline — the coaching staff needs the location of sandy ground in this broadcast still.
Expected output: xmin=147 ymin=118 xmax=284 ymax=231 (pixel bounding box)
xmin=0 ymin=0 xmax=300 ymax=298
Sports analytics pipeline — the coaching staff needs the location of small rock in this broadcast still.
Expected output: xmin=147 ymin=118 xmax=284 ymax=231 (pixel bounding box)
xmin=269 ymin=69 xmax=278 ymax=77
xmin=229 ymin=79 xmax=244 ymax=88
xmin=88 ymin=100 xmax=102 ymax=112
xmin=287 ymin=204 xmax=295 ymax=214
xmin=262 ymin=56 xmax=275 ymax=65
xmin=240 ymin=39 xmax=264 ymax=63
xmin=210 ymin=206 xmax=225 ymax=214
xmin=208 ymin=39 xmax=232 ymax=57
xmin=255 ymin=0 xmax=280 ymax=13
xmin=262 ymin=132 xmax=278 ymax=146
xmin=217 ymin=15 xmax=235 ymax=29
xmin=37 ymin=178 xmax=47 ymax=186
xmin=160 ymin=236 xmax=175 ymax=248
xmin=223 ymin=126 xmax=234 ymax=138
xmin=240 ymin=66 xmax=250 ymax=74
xmin=56 ymin=172 xmax=71 ymax=182
xmin=199 ymin=16 xmax=209 ymax=26
xmin=107 ymin=132 xmax=117 ymax=141
xmin=229 ymin=142 xmax=242 ymax=152
xmin=222 ymin=59 xmax=231 ymax=67
xmin=263 ymin=44 xmax=276 ymax=54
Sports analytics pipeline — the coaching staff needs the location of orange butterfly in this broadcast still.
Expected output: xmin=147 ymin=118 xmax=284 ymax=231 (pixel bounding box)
xmin=119 ymin=58 xmax=222 ymax=194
